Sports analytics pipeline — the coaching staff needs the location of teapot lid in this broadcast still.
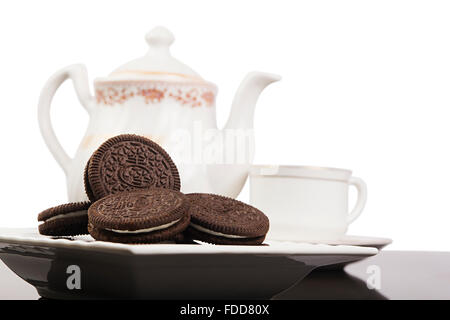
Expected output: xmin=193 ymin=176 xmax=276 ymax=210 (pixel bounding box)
xmin=99 ymin=26 xmax=207 ymax=83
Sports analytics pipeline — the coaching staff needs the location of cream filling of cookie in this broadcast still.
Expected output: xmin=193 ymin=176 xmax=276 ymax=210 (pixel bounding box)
xmin=190 ymin=223 xmax=249 ymax=239
xmin=106 ymin=218 xmax=181 ymax=234
xmin=41 ymin=210 xmax=87 ymax=224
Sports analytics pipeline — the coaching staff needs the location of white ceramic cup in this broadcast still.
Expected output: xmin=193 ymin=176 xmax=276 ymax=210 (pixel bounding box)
xmin=249 ymin=165 xmax=367 ymax=242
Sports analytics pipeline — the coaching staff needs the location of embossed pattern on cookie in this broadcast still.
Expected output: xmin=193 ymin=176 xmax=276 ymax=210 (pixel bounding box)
xmin=184 ymin=193 xmax=270 ymax=245
xmin=88 ymin=188 xmax=190 ymax=244
xmin=86 ymin=134 xmax=180 ymax=200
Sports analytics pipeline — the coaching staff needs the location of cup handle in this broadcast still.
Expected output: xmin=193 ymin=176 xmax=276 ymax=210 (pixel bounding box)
xmin=347 ymin=176 xmax=368 ymax=224
xmin=38 ymin=64 xmax=94 ymax=174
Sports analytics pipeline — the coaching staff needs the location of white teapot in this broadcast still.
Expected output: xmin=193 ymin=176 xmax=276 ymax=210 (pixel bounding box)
xmin=38 ymin=27 xmax=280 ymax=202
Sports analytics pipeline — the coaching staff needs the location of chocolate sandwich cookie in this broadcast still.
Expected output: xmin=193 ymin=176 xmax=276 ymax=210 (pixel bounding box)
xmin=85 ymin=134 xmax=180 ymax=201
xmin=38 ymin=202 xmax=91 ymax=236
xmin=88 ymin=188 xmax=190 ymax=244
xmin=184 ymin=193 xmax=270 ymax=245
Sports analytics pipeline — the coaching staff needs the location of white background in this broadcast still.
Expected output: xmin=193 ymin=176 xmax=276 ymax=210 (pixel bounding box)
xmin=1 ymin=0 xmax=449 ymax=250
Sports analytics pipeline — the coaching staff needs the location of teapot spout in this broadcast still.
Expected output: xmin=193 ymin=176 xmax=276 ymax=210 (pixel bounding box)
xmin=224 ymin=72 xmax=281 ymax=130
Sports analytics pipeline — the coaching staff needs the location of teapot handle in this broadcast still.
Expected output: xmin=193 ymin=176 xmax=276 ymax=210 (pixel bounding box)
xmin=38 ymin=64 xmax=94 ymax=174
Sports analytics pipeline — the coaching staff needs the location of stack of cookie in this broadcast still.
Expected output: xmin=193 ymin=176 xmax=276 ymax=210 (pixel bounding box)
xmin=38 ymin=134 xmax=269 ymax=245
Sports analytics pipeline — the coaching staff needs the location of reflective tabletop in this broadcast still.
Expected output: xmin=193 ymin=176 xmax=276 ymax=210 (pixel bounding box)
xmin=1 ymin=251 xmax=450 ymax=300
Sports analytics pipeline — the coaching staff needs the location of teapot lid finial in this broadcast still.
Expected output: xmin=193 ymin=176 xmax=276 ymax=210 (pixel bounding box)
xmin=106 ymin=26 xmax=203 ymax=82
xmin=145 ymin=26 xmax=175 ymax=49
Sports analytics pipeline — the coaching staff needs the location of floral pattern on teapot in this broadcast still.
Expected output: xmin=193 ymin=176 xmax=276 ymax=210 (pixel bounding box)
xmin=95 ymin=81 xmax=216 ymax=107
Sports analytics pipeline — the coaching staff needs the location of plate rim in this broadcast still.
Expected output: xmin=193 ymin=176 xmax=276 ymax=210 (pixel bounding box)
xmin=0 ymin=228 xmax=378 ymax=256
